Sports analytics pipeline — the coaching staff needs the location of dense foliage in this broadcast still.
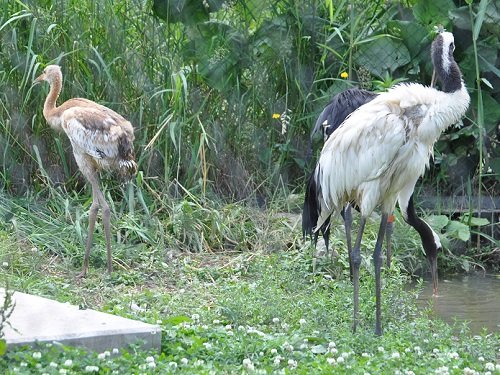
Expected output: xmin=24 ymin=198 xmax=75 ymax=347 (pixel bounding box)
xmin=0 ymin=0 xmax=498 ymax=199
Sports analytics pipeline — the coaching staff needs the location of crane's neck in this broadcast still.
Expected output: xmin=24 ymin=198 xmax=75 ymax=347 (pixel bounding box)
xmin=436 ymin=59 xmax=462 ymax=93
xmin=43 ymin=73 xmax=62 ymax=119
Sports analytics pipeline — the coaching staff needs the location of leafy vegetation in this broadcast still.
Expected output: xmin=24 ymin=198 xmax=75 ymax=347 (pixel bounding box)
xmin=1 ymin=230 xmax=499 ymax=373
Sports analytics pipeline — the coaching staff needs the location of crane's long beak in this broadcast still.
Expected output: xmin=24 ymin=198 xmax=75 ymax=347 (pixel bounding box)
xmin=33 ymin=74 xmax=44 ymax=84
xmin=430 ymin=256 xmax=439 ymax=297
xmin=430 ymin=69 xmax=437 ymax=88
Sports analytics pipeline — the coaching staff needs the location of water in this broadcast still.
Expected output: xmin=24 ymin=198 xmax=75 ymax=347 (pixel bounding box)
xmin=415 ymin=273 xmax=500 ymax=334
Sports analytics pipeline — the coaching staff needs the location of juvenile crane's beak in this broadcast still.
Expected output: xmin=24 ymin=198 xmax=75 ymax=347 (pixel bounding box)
xmin=33 ymin=73 xmax=45 ymax=84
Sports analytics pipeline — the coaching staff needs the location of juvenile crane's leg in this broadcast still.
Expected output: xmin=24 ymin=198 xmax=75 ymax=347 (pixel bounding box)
xmin=78 ymin=188 xmax=100 ymax=278
xmin=374 ymin=213 xmax=389 ymax=336
xmin=351 ymin=216 xmax=366 ymax=333
xmin=94 ymin=183 xmax=112 ymax=274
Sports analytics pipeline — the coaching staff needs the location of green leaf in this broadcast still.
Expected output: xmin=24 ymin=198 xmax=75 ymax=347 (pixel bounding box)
xmin=354 ymin=37 xmax=410 ymax=77
xmin=412 ymin=0 xmax=456 ymax=27
xmin=164 ymin=315 xmax=192 ymax=326
xmin=446 ymin=220 xmax=471 ymax=242
xmin=473 ymin=0 xmax=489 ymax=40
xmin=427 ymin=215 xmax=449 ymax=230
xmin=0 ymin=339 xmax=6 ymax=356
xmin=461 ymin=214 xmax=490 ymax=226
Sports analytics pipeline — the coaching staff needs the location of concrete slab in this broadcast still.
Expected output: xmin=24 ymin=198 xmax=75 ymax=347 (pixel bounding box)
xmin=0 ymin=289 xmax=161 ymax=353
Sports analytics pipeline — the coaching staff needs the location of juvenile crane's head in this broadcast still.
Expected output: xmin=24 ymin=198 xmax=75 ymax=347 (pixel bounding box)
xmin=34 ymin=65 xmax=62 ymax=85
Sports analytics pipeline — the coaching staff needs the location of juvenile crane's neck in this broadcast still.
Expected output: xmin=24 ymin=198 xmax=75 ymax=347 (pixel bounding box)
xmin=43 ymin=73 xmax=62 ymax=119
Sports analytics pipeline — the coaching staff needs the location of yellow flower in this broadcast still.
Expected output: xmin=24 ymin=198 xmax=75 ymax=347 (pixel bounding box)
xmin=272 ymin=113 xmax=281 ymax=119
xmin=340 ymin=71 xmax=348 ymax=79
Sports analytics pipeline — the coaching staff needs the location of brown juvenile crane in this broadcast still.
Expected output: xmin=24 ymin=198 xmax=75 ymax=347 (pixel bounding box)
xmin=34 ymin=65 xmax=137 ymax=278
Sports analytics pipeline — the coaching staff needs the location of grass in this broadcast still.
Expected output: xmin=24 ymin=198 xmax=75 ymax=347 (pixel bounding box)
xmin=0 ymin=194 xmax=499 ymax=374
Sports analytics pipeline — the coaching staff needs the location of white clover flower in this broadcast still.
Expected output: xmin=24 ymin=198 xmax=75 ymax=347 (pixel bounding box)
xmin=84 ymin=366 xmax=99 ymax=373
xmin=243 ymin=358 xmax=253 ymax=367
xmin=226 ymin=330 xmax=234 ymax=336
xmin=435 ymin=366 xmax=449 ymax=375
xmin=201 ymin=324 xmax=208 ymax=329
xmin=2 ymin=262 xmax=8 ymax=267
xmin=299 ymin=343 xmax=308 ymax=350
xmin=377 ymin=346 xmax=385 ymax=353
xmin=59 ymin=369 xmax=68 ymax=375
xmin=405 ymin=371 xmax=415 ymax=375
xmin=448 ymin=352 xmax=459 ymax=360
xmin=168 ymin=362 xmax=178 ymax=368
xmin=433 ymin=348 xmax=440 ymax=354
xmin=282 ymin=342 xmax=293 ymax=352
xmin=337 ymin=356 xmax=345 ymax=364
xmin=180 ymin=358 xmax=188 ymax=365
xmin=496 ymin=364 xmax=500 ymax=371
xmin=272 ymin=317 xmax=280 ymax=324
xmin=484 ymin=362 xmax=495 ymax=371
xmin=20 ymin=362 xmax=27 ymax=367
xmin=191 ymin=313 xmax=200 ymax=322
xmin=213 ymin=319 xmax=220 ymax=324
xmin=112 ymin=348 xmax=119 ymax=355
xmin=478 ymin=356 xmax=484 ymax=362
xmin=327 ymin=357 xmax=336 ymax=365
xmin=36 ymin=364 xmax=42 ymax=369
xmin=364 ymin=373 xmax=371 ymax=375
xmin=203 ymin=342 xmax=213 ymax=350
xmin=98 ymin=353 xmax=106 ymax=360
xmin=463 ymin=368 xmax=477 ymax=375
xmin=194 ymin=359 xmax=205 ymax=366
xmin=485 ymin=372 xmax=491 ymax=375
xmin=330 ymin=347 xmax=338 ymax=354
xmin=64 ymin=360 xmax=73 ymax=367
xmin=405 ymin=348 xmax=411 ymax=353
xmin=328 ymin=341 xmax=336 ymax=348
xmin=288 ymin=359 xmax=297 ymax=369
xmin=225 ymin=324 xmax=232 ymax=330
xmin=341 ymin=352 xmax=349 ymax=358
xmin=50 ymin=362 xmax=58 ymax=368
xmin=148 ymin=362 xmax=156 ymax=369
xmin=362 ymin=352 xmax=370 ymax=357
xmin=392 ymin=352 xmax=400 ymax=359
xmin=270 ymin=348 xmax=278 ymax=355
xmin=281 ymin=323 xmax=290 ymax=330
xmin=259 ymin=352 xmax=264 ymax=356
xmin=273 ymin=356 xmax=282 ymax=365
xmin=299 ymin=318 xmax=306 ymax=325
xmin=423 ymin=339 xmax=429 ymax=343
xmin=145 ymin=356 xmax=155 ymax=363
xmin=33 ymin=352 xmax=42 ymax=359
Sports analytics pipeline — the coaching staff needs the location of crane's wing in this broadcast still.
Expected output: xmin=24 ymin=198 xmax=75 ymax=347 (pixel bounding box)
xmin=60 ymin=104 xmax=134 ymax=162
xmin=314 ymin=99 xmax=414 ymax=228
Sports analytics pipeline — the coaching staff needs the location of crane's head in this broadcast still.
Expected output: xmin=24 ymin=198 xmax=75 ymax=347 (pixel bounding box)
xmin=430 ymin=31 xmax=461 ymax=92
xmin=34 ymin=65 xmax=62 ymax=85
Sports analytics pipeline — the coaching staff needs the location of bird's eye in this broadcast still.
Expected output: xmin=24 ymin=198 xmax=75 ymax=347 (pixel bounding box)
xmin=450 ymin=42 xmax=455 ymax=52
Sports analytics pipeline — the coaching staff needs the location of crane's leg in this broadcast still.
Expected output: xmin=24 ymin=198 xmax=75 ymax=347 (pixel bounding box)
xmin=94 ymin=185 xmax=112 ymax=274
xmin=342 ymin=204 xmax=354 ymax=279
xmin=385 ymin=213 xmax=394 ymax=268
xmin=374 ymin=213 xmax=389 ymax=336
xmin=78 ymin=188 xmax=100 ymax=278
xmin=351 ymin=216 xmax=366 ymax=333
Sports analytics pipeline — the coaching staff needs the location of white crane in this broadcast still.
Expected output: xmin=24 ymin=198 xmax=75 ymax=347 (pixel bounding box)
xmin=303 ymin=88 xmax=443 ymax=295
xmin=34 ymin=65 xmax=137 ymax=278
xmin=308 ymin=31 xmax=470 ymax=335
